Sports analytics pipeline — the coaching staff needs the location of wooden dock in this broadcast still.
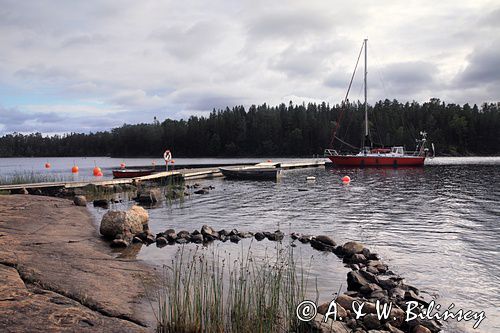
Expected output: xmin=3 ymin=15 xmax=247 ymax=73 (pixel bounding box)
xmin=0 ymin=159 xmax=325 ymax=193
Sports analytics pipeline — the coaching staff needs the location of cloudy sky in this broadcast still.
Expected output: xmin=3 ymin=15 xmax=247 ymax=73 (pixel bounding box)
xmin=0 ymin=0 xmax=499 ymax=135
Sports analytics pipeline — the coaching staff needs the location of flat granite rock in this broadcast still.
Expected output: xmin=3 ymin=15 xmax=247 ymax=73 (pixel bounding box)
xmin=0 ymin=195 xmax=154 ymax=332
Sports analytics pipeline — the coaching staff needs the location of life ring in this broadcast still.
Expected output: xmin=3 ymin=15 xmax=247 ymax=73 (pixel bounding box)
xmin=163 ymin=149 xmax=172 ymax=162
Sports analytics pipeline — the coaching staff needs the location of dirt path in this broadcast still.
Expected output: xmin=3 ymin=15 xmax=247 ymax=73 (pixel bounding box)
xmin=0 ymin=195 xmax=156 ymax=332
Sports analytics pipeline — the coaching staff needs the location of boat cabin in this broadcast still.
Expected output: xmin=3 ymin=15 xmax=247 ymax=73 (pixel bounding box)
xmin=390 ymin=146 xmax=405 ymax=155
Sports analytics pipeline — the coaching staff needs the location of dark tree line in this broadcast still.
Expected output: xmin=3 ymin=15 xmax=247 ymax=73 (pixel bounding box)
xmin=1 ymin=99 xmax=499 ymax=157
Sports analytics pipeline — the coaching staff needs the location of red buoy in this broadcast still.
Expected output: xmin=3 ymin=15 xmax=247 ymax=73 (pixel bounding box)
xmin=96 ymin=171 xmax=103 ymax=177
xmin=45 ymin=162 xmax=51 ymax=169
xmin=120 ymin=163 xmax=126 ymax=169
xmin=93 ymin=167 xmax=101 ymax=176
xmin=71 ymin=165 xmax=79 ymax=173
xmin=342 ymin=175 xmax=351 ymax=183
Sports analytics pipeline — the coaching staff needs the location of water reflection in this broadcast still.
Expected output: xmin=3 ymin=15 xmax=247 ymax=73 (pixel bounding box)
xmin=88 ymin=161 xmax=499 ymax=332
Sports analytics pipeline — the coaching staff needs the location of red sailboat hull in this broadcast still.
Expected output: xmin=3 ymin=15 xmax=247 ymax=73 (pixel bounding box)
xmin=328 ymin=155 xmax=425 ymax=167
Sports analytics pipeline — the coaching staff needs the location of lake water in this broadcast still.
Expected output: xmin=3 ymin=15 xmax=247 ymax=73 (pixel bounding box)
xmin=1 ymin=156 xmax=499 ymax=332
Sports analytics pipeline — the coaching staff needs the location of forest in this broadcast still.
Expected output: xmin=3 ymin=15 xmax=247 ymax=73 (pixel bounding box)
xmin=0 ymin=98 xmax=499 ymax=157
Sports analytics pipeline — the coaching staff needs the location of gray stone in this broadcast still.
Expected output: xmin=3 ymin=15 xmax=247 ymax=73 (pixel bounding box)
xmin=100 ymin=206 xmax=149 ymax=240
xmin=363 ymin=314 xmax=381 ymax=330
xmin=384 ymin=323 xmax=404 ymax=333
xmin=335 ymin=294 xmax=356 ymax=311
xmin=191 ymin=234 xmax=203 ymax=243
xmin=343 ymin=241 xmax=365 ymax=255
xmin=111 ymin=238 xmax=129 ymax=248
xmin=347 ymin=271 xmax=371 ymax=291
xmin=389 ymin=288 xmax=405 ymax=300
xmin=349 ymin=253 xmax=367 ymax=264
xmin=135 ymin=188 xmax=161 ymax=203
xmin=315 ymin=235 xmax=337 ymax=247
xmin=306 ymin=313 xmax=351 ymax=333
xmin=218 ymin=229 xmax=228 ymax=236
xmin=370 ymin=289 xmax=388 ymax=299
xmin=177 ymin=230 xmax=191 ymax=239
xmin=163 ymin=229 xmax=177 ymax=241
xmin=132 ymin=236 xmax=143 ymax=244
xmin=156 ymin=236 xmax=168 ymax=247
xmin=73 ymin=195 xmax=87 ymax=206
xmin=311 ymin=238 xmax=336 ymax=251
xmin=230 ymin=235 xmax=241 ymax=243
xmin=266 ymin=230 xmax=284 ymax=241
xmin=93 ymin=199 xmax=109 ymax=209
xmin=145 ymin=233 xmax=155 ymax=244
xmin=201 ymin=225 xmax=215 ymax=236
xmin=238 ymin=232 xmax=253 ymax=238
xmin=298 ymin=235 xmax=313 ymax=243
xmin=404 ymin=290 xmax=429 ymax=306
xmin=359 ymin=283 xmax=383 ymax=294
xmin=254 ymin=232 xmax=265 ymax=241
xmin=412 ymin=325 xmax=431 ymax=333
xmin=317 ymin=302 xmax=347 ymax=319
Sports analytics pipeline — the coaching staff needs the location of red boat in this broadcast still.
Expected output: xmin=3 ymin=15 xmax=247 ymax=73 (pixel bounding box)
xmin=112 ymin=169 xmax=155 ymax=178
xmin=325 ymin=147 xmax=426 ymax=167
xmin=324 ymin=39 xmax=432 ymax=167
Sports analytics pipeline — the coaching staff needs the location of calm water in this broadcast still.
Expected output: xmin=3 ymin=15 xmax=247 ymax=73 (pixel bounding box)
xmin=2 ymin=156 xmax=499 ymax=331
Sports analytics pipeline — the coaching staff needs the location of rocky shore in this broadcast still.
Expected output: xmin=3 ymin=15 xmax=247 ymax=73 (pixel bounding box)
xmin=0 ymin=195 xmax=155 ymax=332
xmin=1 ymin=187 xmax=443 ymax=333
xmin=97 ymin=205 xmax=442 ymax=333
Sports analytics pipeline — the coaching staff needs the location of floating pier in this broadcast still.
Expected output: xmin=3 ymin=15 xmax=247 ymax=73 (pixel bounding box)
xmin=0 ymin=159 xmax=325 ymax=194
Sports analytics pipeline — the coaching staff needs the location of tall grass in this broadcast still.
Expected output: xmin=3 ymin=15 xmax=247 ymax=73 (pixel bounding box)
xmin=0 ymin=171 xmax=66 ymax=185
xmin=155 ymin=242 xmax=315 ymax=333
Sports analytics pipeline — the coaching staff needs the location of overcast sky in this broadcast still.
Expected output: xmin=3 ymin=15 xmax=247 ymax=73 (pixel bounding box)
xmin=0 ymin=0 xmax=499 ymax=135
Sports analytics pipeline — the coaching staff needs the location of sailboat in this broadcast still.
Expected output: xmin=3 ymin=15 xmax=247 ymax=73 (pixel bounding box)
xmin=324 ymin=39 xmax=431 ymax=167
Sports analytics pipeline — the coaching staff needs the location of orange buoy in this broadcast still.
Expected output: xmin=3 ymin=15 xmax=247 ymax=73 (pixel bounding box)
xmin=170 ymin=159 xmax=175 ymax=164
xmin=267 ymin=159 xmax=272 ymax=162
xmin=71 ymin=165 xmax=79 ymax=173
xmin=93 ymin=166 xmax=101 ymax=176
xmin=342 ymin=175 xmax=351 ymax=183
xmin=120 ymin=163 xmax=126 ymax=169
xmin=96 ymin=171 xmax=103 ymax=177
xmin=44 ymin=162 xmax=51 ymax=169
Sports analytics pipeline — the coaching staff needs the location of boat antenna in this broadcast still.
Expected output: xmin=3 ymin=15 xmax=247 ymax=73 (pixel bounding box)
xmin=363 ymin=38 xmax=371 ymax=149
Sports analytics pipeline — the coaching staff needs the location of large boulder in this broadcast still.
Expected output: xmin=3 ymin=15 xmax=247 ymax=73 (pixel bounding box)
xmin=100 ymin=206 xmax=149 ymax=240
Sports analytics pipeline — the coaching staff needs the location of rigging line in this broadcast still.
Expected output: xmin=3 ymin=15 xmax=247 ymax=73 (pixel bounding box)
xmin=329 ymin=41 xmax=365 ymax=148
xmin=334 ymin=135 xmax=359 ymax=150
xmin=369 ymin=43 xmax=389 ymax=101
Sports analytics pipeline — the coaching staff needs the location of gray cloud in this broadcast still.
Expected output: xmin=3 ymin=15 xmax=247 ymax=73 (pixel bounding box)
xmin=247 ymin=10 xmax=333 ymax=41
xmin=454 ymin=42 xmax=500 ymax=86
xmin=0 ymin=0 xmax=499 ymax=135
xmin=151 ymin=21 xmax=226 ymax=59
xmin=378 ymin=61 xmax=437 ymax=94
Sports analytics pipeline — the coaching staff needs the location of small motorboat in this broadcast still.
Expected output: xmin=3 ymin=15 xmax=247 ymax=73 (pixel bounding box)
xmin=112 ymin=169 xmax=155 ymax=178
xmin=219 ymin=165 xmax=281 ymax=181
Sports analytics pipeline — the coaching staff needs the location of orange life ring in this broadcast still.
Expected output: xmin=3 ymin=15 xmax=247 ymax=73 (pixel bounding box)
xmin=163 ymin=149 xmax=172 ymax=162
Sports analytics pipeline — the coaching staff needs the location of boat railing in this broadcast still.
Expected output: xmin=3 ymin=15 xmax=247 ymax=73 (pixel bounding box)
xmin=323 ymin=149 xmax=339 ymax=157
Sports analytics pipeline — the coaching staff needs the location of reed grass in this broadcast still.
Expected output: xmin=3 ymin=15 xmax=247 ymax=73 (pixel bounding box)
xmin=155 ymin=242 xmax=316 ymax=333
xmin=0 ymin=171 xmax=66 ymax=185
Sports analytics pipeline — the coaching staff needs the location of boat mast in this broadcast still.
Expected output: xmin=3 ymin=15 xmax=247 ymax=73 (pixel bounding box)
xmin=364 ymin=38 xmax=369 ymax=147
